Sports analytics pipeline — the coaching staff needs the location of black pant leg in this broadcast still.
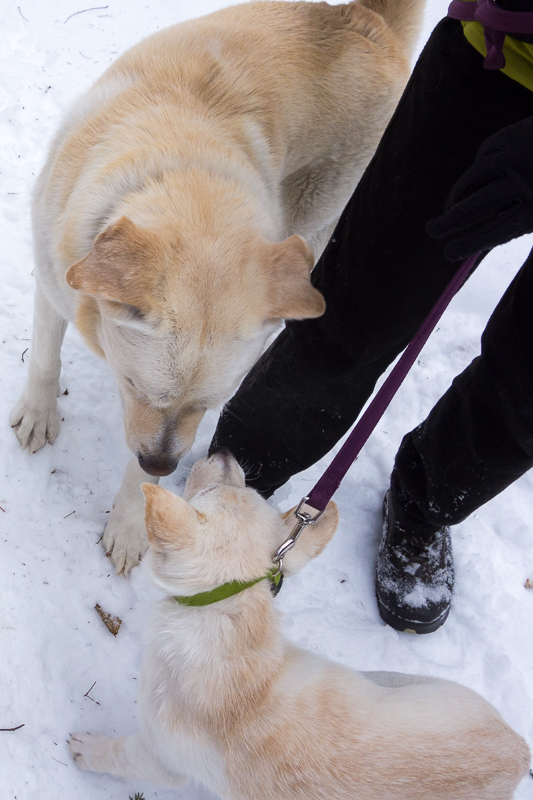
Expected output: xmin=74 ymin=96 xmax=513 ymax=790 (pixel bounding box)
xmin=212 ymin=18 xmax=533 ymax=497
xmin=392 ymin=247 xmax=533 ymax=533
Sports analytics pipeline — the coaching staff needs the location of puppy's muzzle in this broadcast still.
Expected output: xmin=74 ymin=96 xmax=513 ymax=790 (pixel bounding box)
xmin=206 ymin=447 xmax=245 ymax=487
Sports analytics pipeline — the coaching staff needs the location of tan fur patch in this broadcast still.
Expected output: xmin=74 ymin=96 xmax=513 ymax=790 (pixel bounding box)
xmin=76 ymin=296 xmax=105 ymax=358
xmin=66 ymin=217 xmax=163 ymax=311
xmin=264 ymin=235 xmax=325 ymax=320
xmin=143 ymin=484 xmax=203 ymax=550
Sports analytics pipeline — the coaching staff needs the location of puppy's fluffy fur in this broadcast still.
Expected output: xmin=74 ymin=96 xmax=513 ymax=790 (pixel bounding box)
xmin=69 ymin=452 xmax=530 ymax=799
xmin=12 ymin=0 xmax=426 ymax=573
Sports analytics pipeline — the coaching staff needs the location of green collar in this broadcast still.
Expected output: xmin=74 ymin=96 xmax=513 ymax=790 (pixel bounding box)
xmin=173 ymin=567 xmax=282 ymax=607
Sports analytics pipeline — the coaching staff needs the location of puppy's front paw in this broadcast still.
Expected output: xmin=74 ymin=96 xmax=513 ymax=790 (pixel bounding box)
xmin=68 ymin=731 xmax=108 ymax=772
xmin=10 ymin=387 xmax=61 ymax=453
xmin=102 ymin=502 xmax=148 ymax=576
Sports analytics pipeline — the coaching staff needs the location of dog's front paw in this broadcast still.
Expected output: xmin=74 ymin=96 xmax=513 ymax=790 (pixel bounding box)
xmin=102 ymin=500 xmax=148 ymax=576
xmin=10 ymin=387 xmax=61 ymax=453
xmin=68 ymin=731 xmax=109 ymax=772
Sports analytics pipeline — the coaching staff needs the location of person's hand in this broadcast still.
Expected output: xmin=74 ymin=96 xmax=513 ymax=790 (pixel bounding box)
xmin=426 ymin=116 xmax=533 ymax=261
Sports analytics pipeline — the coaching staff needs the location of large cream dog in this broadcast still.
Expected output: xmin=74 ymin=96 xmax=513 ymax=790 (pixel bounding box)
xmin=68 ymin=450 xmax=530 ymax=799
xmin=11 ymin=0 xmax=426 ymax=574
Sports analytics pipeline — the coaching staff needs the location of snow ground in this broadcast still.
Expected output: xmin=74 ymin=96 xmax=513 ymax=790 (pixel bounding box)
xmin=1 ymin=0 xmax=533 ymax=798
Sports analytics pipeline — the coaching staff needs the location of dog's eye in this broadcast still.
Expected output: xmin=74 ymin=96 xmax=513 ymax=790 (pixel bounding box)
xmin=124 ymin=304 xmax=145 ymax=322
xmin=124 ymin=377 xmax=152 ymax=404
xmin=195 ymin=485 xmax=217 ymax=498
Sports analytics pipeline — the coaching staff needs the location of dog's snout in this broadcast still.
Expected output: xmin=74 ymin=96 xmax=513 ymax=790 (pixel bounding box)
xmin=208 ymin=446 xmax=239 ymax=477
xmin=138 ymin=453 xmax=179 ymax=477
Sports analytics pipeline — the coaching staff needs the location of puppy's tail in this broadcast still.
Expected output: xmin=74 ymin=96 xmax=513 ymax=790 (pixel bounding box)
xmin=356 ymin=0 xmax=428 ymax=56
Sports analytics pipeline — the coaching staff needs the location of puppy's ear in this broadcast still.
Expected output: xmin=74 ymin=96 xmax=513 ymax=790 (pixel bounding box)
xmin=264 ymin=235 xmax=325 ymax=320
xmin=66 ymin=217 xmax=160 ymax=311
xmin=279 ymin=501 xmax=338 ymax=576
xmin=142 ymin=484 xmax=204 ymax=551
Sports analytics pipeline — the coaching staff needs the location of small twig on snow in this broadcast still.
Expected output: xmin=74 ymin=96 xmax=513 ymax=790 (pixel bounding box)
xmin=51 ymin=757 xmax=68 ymax=766
xmin=21 ymin=348 xmax=28 ymax=362
xmin=0 ymin=724 xmax=25 ymax=732
xmin=83 ymin=681 xmax=100 ymax=705
xmin=18 ymin=6 xmax=28 ymax=21
xmin=64 ymin=6 xmax=108 ymax=24
xmin=63 ymin=510 xmax=75 ymax=519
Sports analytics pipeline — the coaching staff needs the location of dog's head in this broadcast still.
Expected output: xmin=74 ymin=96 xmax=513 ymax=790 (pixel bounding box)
xmin=141 ymin=450 xmax=338 ymax=597
xmin=66 ymin=210 xmax=324 ymax=478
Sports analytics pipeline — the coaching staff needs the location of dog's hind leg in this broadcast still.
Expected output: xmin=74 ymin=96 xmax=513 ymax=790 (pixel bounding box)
xmin=69 ymin=731 xmax=187 ymax=788
xmin=10 ymin=279 xmax=68 ymax=453
xmin=102 ymin=456 xmax=159 ymax=575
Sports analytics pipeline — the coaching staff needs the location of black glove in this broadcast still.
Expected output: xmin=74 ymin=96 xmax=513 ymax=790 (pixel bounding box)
xmin=426 ymin=115 xmax=533 ymax=261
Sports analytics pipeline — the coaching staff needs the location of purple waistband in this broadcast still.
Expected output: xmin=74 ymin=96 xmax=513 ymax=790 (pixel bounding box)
xmin=448 ymin=0 xmax=533 ymax=70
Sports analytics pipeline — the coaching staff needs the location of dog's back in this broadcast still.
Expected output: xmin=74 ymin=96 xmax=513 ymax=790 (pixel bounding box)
xmin=37 ymin=0 xmax=424 ymax=270
xmin=142 ymin=621 xmax=529 ymax=800
xmin=221 ymin=649 xmax=529 ymax=800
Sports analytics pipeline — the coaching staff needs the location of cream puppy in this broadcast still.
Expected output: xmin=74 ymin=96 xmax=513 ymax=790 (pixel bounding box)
xmin=69 ymin=451 xmax=530 ymax=799
xmin=11 ymin=1 xmax=427 ymax=574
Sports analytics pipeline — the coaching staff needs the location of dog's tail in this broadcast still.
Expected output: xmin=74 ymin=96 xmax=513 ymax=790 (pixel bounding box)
xmin=356 ymin=0 xmax=428 ymax=56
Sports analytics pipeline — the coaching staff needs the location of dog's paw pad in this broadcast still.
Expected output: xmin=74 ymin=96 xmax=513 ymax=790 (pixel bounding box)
xmin=102 ymin=518 xmax=148 ymax=576
xmin=10 ymin=395 xmax=61 ymax=453
xmin=105 ymin=541 xmax=146 ymax=576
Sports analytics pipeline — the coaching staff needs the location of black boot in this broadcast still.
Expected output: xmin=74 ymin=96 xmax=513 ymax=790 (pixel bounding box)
xmin=375 ymin=492 xmax=454 ymax=634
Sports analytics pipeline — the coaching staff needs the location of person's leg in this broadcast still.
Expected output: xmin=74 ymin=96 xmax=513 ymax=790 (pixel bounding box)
xmin=377 ymin=247 xmax=533 ymax=633
xmin=211 ymin=18 xmax=533 ymax=497
xmin=393 ymin=247 xmax=533 ymax=531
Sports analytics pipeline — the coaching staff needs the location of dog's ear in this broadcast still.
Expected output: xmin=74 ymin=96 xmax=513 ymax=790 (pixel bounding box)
xmin=142 ymin=484 xmax=204 ymax=551
xmin=279 ymin=501 xmax=338 ymax=575
xmin=66 ymin=217 xmax=160 ymax=311
xmin=265 ymin=235 xmax=325 ymax=320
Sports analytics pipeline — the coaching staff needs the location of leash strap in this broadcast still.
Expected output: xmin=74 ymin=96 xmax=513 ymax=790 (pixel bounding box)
xmin=305 ymin=253 xmax=480 ymax=513
xmin=448 ymin=0 xmax=533 ymax=70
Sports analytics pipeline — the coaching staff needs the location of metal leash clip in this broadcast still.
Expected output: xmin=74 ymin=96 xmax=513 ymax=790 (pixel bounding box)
xmin=270 ymin=496 xmax=325 ymax=594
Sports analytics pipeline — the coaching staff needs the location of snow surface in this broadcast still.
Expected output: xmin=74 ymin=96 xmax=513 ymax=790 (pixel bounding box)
xmin=2 ymin=1 xmax=533 ymax=798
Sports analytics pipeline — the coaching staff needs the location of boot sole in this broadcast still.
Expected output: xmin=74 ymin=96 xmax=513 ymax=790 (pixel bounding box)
xmin=377 ymin=594 xmax=451 ymax=635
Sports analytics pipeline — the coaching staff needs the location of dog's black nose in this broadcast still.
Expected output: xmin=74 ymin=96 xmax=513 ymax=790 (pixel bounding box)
xmin=208 ymin=445 xmax=234 ymax=460
xmin=138 ymin=454 xmax=179 ymax=477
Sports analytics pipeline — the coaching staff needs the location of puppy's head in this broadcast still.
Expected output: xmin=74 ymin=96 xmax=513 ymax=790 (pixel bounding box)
xmin=66 ymin=195 xmax=325 ymax=478
xmin=141 ymin=450 xmax=338 ymax=597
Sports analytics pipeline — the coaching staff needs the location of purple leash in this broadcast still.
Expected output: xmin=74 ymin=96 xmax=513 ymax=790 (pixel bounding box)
xmin=448 ymin=0 xmax=533 ymax=70
xmin=272 ymin=253 xmax=480 ymax=570
xmin=305 ymin=253 xmax=480 ymax=513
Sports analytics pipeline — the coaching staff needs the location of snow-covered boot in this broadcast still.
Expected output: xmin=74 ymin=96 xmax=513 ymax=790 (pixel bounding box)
xmin=375 ymin=492 xmax=454 ymax=634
